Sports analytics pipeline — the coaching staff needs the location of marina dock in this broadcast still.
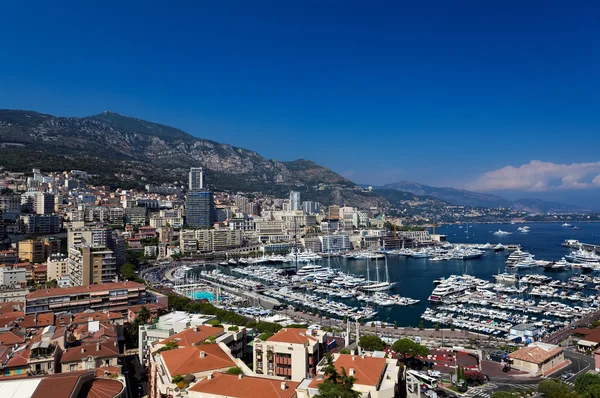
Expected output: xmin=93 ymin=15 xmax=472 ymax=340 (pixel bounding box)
xmin=562 ymin=240 xmax=600 ymax=254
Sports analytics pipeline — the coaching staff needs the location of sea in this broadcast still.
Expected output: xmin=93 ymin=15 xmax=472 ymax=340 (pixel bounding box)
xmin=190 ymin=222 xmax=600 ymax=327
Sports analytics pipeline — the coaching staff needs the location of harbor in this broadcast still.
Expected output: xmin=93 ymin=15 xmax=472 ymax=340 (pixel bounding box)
xmin=157 ymin=222 xmax=600 ymax=342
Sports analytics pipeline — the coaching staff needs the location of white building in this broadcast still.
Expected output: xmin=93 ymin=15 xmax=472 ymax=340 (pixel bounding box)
xmin=189 ymin=167 xmax=204 ymax=191
xmin=0 ymin=267 xmax=26 ymax=287
xmin=319 ymin=235 xmax=352 ymax=253
xmin=46 ymin=253 xmax=69 ymax=281
xmin=298 ymin=353 xmax=400 ymax=398
xmin=253 ymin=327 xmax=328 ymax=381
xmin=290 ymin=191 xmax=301 ymax=211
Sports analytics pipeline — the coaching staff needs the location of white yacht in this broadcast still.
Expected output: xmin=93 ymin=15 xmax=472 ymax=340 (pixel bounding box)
xmin=494 ymin=273 xmax=519 ymax=283
xmin=514 ymin=257 xmax=537 ymax=269
xmin=410 ymin=250 xmax=430 ymax=258
xmin=494 ymin=229 xmax=512 ymax=236
xmin=551 ymin=258 xmax=570 ymax=270
xmin=494 ymin=243 xmax=506 ymax=252
xmin=566 ymin=249 xmax=600 ymax=264
xmin=562 ymin=223 xmax=572 ymax=227
xmin=360 ymin=256 xmax=396 ymax=292
xmin=296 ymin=264 xmax=327 ymax=276
xmin=506 ymin=249 xmax=534 ymax=265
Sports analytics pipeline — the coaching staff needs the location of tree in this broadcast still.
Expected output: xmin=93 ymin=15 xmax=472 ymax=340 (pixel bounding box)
xmin=358 ymin=335 xmax=385 ymax=351
xmin=157 ymin=340 xmax=178 ymax=352
xmin=226 ymin=366 xmax=243 ymax=375
xmin=172 ymin=374 xmax=184 ymax=384
xmin=583 ymin=384 xmax=600 ymax=398
xmin=119 ymin=263 xmax=141 ymax=282
xmin=137 ymin=306 xmax=151 ymax=325
xmin=315 ymin=353 xmax=360 ymax=398
xmin=490 ymin=392 xmax=519 ymax=398
xmin=45 ymin=279 xmax=58 ymax=288
xmin=392 ymin=338 xmax=429 ymax=358
xmin=464 ymin=370 xmax=485 ymax=385
xmin=575 ymin=373 xmax=600 ymax=396
xmin=538 ymin=379 xmax=577 ymax=398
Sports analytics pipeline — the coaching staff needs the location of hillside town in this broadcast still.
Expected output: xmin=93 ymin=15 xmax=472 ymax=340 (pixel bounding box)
xmin=1 ymin=166 xmax=600 ymax=398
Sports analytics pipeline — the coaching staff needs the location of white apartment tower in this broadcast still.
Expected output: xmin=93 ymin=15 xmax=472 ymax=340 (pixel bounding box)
xmin=188 ymin=167 xmax=204 ymax=191
xmin=290 ymin=191 xmax=301 ymax=211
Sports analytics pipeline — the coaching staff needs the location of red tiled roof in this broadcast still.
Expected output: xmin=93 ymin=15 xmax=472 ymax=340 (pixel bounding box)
xmin=31 ymin=371 xmax=89 ymax=398
xmin=73 ymin=311 xmax=124 ymax=324
xmin=128 ymin=303 xmax=164 ymax=314
xmin=509 ymin=343 xmax=564 ymax=365
xmin=267 ymin=328 xmax=316 ymax=345
xmin=190 ymin=372 xmax=299 ymax=398
xmin=61 ymin=339 xmax=120 ymax=363
xmin=158 ymin=325 xmax=224 ymax=347
xmin=160 ymin=344 xmax=235 ymax=376
xmin=0 ymin=330 xmax=24 ymax=345
xmin=26 ymin=281 xmax=145 ymax=299
xmin=94 ymin=366 xmax=122 ymax=377
xmin=5 ymin=345 xmax=30 ymax=368
xmin=37 ymin=312 xmax=55 ymax=327
xmin=78 ymin=378 xmax=125 ymax=398
xmin=332 ymin=354 xmax=387 ymax=387
xmin=0 ymin=301 xmax=23 ymax=314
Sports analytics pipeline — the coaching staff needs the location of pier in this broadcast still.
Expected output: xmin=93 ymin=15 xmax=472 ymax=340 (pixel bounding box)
xmin=562 ymin=240 xmax=600 ymax=254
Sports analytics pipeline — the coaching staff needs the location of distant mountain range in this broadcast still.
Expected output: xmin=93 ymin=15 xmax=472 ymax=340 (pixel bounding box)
xmin=378 ymin=181 xmax=593 ymax=214
xmin=0 ymin=109 xmax=385 ymax=208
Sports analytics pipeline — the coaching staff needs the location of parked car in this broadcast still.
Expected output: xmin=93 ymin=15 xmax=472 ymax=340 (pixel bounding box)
xmin=561 ymin=372 xmax=572 ymax=380
xmin=424 ymin=389 xmax=438 ymax=398
xmin=428 ymin=370 xmax=442 ymax=378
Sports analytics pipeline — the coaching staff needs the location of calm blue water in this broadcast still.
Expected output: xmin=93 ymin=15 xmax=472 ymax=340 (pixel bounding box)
xmin=192 ymin=222 xmax=600 ymax=326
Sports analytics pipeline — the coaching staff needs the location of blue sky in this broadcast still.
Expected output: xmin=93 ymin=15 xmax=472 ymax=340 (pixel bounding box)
xmin=1 ymin=1 xmax=599 ymax=200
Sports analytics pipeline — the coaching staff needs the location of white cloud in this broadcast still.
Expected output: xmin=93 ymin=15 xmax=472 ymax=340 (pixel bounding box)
xmin=469 ymin=160 xmax=600 ymax=192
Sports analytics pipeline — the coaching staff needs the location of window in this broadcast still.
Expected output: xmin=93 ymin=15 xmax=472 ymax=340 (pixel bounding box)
xmin=70 ymin=364 xmax=76 ymax=372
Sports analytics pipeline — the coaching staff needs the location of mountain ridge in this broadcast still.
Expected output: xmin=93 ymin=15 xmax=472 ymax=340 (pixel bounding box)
xmin=0 ymin=109 xmax=385 ymax=208
xmin=380 ymin=180 xmax=593 ymax=213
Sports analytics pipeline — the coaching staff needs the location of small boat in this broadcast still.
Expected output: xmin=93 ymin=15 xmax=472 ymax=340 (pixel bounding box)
xmin=494 ymin=229 xmax=512 ymax=236
xmin=562 ymin=223 xmax=572 ymax=227
xmin=494 ymin=243 xmax=506 ymax=252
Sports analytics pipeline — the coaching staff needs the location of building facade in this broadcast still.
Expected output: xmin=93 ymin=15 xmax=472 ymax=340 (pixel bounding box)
xmin=186 ymin=191 xmax=214 ymax=228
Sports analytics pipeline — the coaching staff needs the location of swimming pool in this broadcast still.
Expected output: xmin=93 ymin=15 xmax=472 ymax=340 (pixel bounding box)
xmin=188 ymin=291 xmax=216 ymax=301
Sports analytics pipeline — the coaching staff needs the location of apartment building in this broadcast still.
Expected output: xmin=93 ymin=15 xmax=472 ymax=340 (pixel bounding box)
xmin=253 ymin=328 xmax=328 ymax=381
xmin=46 ymin=253 xmax=69 ymax=281
xmin=68 ymin=245 xmax=117 ymax=286
xmin=149 ymin=344 xmax=237 ymax=398
xmin=25 ymin=281 xmax=152 ymax=315
xmin=0 ymin=266 xmax=26 ymax=287
xmin=61 ymin=339 xmax=120 ymax=373
xmin=18 ymin=238 xmax=61 ymax=263
xmin=180 ymin=229 xmax=242 ymax=253
xmin=34 ymin=192 xmax=55 ymax=215
xmin=22 ymin=214 xmax=61 ymax=234
xmin=0 ymin=250 xmax=19 ymax=264
xmin=298 ymin=353 xmax=401 ymax=398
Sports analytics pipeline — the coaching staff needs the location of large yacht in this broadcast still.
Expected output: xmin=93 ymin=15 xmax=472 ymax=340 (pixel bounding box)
xmin=552 ymin=258 xmax=570 ymax=270
xmin=494 ymin=272 xmax=519 ymax=283
xmin=514 ymin=257 xmax=537 ymax=269
xmin=494 ymin=243 xmax=506 ymax=252
xmin=565 ymin=249 xmax=600 ymax=264
xmin=506 ymin=249 xmax=534 ymax=265
xmin=296 ymin=264 xmax=327 ymax=276
xmin=494 ymin=229 xmax=512 ymax=236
